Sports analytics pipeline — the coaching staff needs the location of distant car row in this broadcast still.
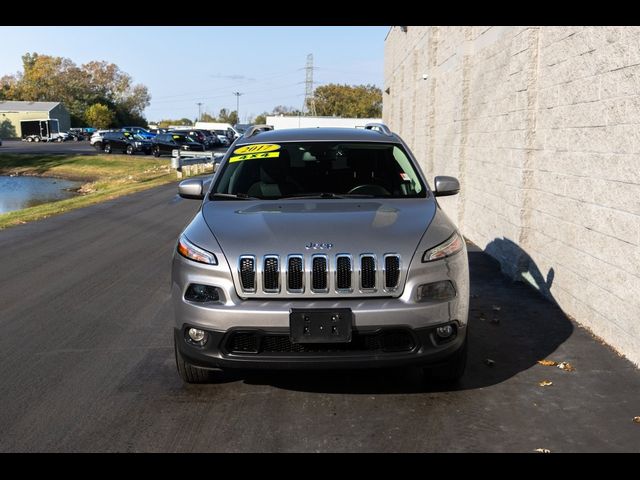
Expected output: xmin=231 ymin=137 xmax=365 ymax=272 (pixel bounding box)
xmin=90 ymin=128 xmax=233 ymax=156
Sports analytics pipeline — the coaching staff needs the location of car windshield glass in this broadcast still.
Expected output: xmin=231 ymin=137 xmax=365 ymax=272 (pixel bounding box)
xmin=212 ymin=142 xmax=426 ymax=199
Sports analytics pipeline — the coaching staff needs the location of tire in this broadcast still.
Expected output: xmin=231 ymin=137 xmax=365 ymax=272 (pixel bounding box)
xmin=27 ymin=137 xmax=33 ymax=142
xmin=423 ymin=336 xmax=468 ymax=384
xmin=126 ymin=145 xmax=134 ymax=155
xmin=57 ymin=137 xmax=63 ymax=142
xmin=34 ymin=137 xmax=41 ymax=142
xmin=153 ymin=147 xmax=161 ymax=157
xmin=93 ymin=142 xmax=103 ymax=151
xmin=104 ymin=143 xmax=112 ymax=154
xmin=174 ymin=338 xmax=218 ymax=384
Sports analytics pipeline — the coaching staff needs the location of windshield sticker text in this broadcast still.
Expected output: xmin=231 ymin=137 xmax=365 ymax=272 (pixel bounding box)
xmin=233 ymin=144 xmax=281 ymax=155
xmin=229 ymin=151 xmax=281 ymax=163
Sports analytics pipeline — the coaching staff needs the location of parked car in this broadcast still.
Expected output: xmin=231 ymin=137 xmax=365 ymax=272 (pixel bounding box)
xmin=151 ymin=132 xmax=205 ymax=157
xmin=121 ymin=126 xmax=156 ymax=140
xmin=90 ymin=130 xmax=117 ymax=151
xmin=171 ymin=123 xmax=469 ymax=384
xmin=170 ymin=129 xmax=210 ymax=148
xmin=198 ymin=129 xmax=223 ymax=149
xmin=234 ymin=123 xmax=252 ymax=135
xmin=212 ymin=129 xmax=231 ymax=147
xmin=101 ymin=131 xmax=153 ymax=155
xmin=68 ymin=128 xmax=88 ymax=141
xmin=149 ymin=128 xmax=169 ymax=135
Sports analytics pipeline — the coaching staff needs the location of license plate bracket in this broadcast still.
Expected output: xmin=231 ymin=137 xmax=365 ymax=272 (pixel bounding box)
xmin=289 ymin=308 xmax=353 ymax=344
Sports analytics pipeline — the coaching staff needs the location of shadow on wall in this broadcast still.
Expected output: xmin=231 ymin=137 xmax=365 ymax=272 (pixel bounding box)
xmin=0 ymin=119 xmax=17 ymax=139
xmin=201 ymin=238 xmax=573 ymax=394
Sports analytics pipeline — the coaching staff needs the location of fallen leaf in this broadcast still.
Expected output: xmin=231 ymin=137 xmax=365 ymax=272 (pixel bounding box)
xmin=557 ymin=362 xmax=575 ymax=372
xmin=537 ymin=360 xmax=557 ymax=367
xmin=492 ymin=305 xmax=501 ymax=311
xmin=538 ymin=380 xmax=553 ymax=387
xmin=633 ymin=417 xmax=640 ymax=424
xmin=534 ymin=448 xmax=551 ymax=453
xmin=485 ymin=358 xmax=495 ymax=367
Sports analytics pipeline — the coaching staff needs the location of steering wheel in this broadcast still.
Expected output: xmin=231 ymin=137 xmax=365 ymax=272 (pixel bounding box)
xmin=347 ymin=184 xmax=391 ymax=196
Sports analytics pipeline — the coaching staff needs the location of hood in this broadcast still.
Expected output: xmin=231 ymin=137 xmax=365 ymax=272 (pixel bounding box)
xmin=201 ymin=198 xmax=436 ymax=263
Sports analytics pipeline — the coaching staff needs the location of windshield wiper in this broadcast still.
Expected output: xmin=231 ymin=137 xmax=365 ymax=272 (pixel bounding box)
xmin=278 ymin=192 xmax=376 ymax=200
xmin=210 ymin=192 xmax=258 ymax=200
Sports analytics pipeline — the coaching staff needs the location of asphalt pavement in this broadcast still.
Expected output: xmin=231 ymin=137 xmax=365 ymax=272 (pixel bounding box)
xmin=0 ymin=139 xmax=99 ymax=155
xmin=0 ymin=183 xmax=639 ymax=452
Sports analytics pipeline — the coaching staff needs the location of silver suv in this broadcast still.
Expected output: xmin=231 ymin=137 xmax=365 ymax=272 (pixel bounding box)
xmin=172 ymin=124 xmax=469 ymax=383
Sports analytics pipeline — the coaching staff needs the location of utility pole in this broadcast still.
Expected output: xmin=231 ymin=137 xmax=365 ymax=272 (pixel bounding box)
xmin=302 ymin=53 xmax=316 ymax=116
xmin=232 ymin=92 xmax=243 ymax=124
xmin=196 ymin=102 xmax=203 ymax=122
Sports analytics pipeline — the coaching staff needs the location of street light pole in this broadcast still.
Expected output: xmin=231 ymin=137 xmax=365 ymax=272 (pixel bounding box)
xmin=232 ymin=92 xmax=243 ymax=124
xmin=196 ymin=102 xmax=203 ymax=122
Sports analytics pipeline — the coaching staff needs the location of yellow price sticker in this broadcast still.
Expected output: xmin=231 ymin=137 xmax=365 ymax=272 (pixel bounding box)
xmin=229 ymin=151 xmax=281 ymax=163
xmin=233 ymin=143 xmax=281 ymax=155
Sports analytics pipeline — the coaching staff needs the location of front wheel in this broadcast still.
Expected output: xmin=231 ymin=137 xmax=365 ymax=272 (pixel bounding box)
xmin=126 ymin=145 xmax=134 ymax=155
xmin=174 ymin=338 xmax=220 ymax=384
xmin=57 ymin=137 xmax=63 ymax=142
xmin=104 ymin=143 xmax=112 ymax=154
xmin=423 ymin=336 xmax=468 ymax=384
xmin=26 ymin=137 xmax=33 ymax=142
xmin=153 ymin=146 xmax=161 ymax=157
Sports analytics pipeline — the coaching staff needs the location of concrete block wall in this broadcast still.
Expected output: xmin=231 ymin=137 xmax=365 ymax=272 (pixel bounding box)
xmin=384 ymin=26 xmax=640 ymax=366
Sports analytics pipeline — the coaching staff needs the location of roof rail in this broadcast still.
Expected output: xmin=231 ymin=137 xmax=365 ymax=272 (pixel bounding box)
xmin=244 ymin=124 xmax=274 ymax=138
xmin=364 ymin=123 xmax=393 ymax=136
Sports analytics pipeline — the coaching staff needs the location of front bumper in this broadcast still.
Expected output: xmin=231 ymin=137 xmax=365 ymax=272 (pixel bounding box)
xmin=175 ymin=323 xmax=466 ymax=370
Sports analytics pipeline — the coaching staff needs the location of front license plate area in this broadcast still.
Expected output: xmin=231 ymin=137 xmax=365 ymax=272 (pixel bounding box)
xmin=290 ymin=308 xmax=353 ymax=343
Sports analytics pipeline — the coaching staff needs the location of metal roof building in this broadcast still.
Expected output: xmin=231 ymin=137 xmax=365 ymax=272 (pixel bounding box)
xmin=0 ymin=101 xmax=71 ymax=138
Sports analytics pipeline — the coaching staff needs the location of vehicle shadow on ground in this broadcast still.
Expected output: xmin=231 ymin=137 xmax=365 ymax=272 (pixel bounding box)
xmin=222 ymin=238 xmax=574 ymax=394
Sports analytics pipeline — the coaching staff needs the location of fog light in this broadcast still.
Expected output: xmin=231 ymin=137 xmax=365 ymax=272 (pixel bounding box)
xmin=436 ymin=325 xmax=454 ymax=338
xmin=185 ymin=284 xmax=220 ymax=303
xmin=188 ymin=328 xmax=206 ymax=343
xmin=417 ymin=281 xmax=456 ymax=302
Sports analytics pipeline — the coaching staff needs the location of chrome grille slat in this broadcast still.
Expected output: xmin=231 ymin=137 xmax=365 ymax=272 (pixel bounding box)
xmin=239 ymin=255 xmax=256 ymax=292
xmin=263 ymin=255 xmax=280 ymax=293
xmin=384 ymin=254 xmax=400 ymax=291
xmin=335 ymin=255 xmax=352 ymax=291
xmin=311 ymin=255 xmax=328 ymax=292
xmin=360 ymin=255 xmax=376 ymax=290
xmin=287 ymin=255 xmax=304 ymax=292
xmin=238 ymin=252 xmax=399 ymax=296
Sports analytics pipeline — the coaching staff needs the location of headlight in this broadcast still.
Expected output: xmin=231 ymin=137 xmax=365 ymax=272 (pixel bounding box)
xmin=422 ymin=232 xmax=463 ymax=262
xmin=177 ymin=235 xmax=217 ymax=265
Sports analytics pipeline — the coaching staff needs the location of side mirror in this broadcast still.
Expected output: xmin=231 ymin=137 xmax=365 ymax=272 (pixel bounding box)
xmin=433 ymin=176 xmax=460 ymax=197
xmin=178 ymin=179 xmax=204 ymax=199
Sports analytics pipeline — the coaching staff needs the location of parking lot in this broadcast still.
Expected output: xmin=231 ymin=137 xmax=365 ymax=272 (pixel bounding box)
xmin=1 ymin=139 xmax=99 ymax=155
xmin=0 ymin=184 xmax=638 ymax=452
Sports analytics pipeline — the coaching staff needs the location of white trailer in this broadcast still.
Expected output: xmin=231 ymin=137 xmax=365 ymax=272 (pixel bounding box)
xmin=265 ymin=116 xmax=382 ymax=130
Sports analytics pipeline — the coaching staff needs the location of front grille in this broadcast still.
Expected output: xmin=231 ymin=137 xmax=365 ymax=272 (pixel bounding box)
xmin=237 ymin=253 xmax=401 ymax=296
xmin=385 ymin=255 xmax=400 ymax=290
xmin=336 ymin=255 xmax=352 ymax=290
xmin=239 ymin=256 xmax=255 ymax=292
xmin=361 ymin=255 xmax=376 ymax=290
xmin=226 ymin=330 xmax=415 ymax=355
xmin=312 ymin=256 xmax=328 ymax=291
xmin=263 ymin=256 xmax=279 ymax=292
xmin=287 ymin=256 xmax=303 ymax=292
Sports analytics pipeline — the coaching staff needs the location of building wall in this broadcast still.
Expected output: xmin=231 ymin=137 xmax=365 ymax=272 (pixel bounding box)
xmin=266 ymin=116 xmax=382 ymax=130
xmin=0 ymin=106 xmax=70 ymax=138
xmin=50 ymin=104 xmax=71 ymax=132
xmin=384 ymin=26 xmax=640 ymax=366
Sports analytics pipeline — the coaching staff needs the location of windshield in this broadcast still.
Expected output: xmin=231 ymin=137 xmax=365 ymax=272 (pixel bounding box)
xmin=212 ymin=142 xmax=426 ymax=199
xmin=171 ymin=134 xmax=194 ymax=143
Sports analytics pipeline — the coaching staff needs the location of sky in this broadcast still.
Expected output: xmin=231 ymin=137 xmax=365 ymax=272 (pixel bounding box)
xmin=0 ymin=26 xmax=389 ymax=123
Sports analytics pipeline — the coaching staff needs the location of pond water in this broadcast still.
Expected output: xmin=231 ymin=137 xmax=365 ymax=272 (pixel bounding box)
xmin=0 ymin=176 xmax=82 ymax=214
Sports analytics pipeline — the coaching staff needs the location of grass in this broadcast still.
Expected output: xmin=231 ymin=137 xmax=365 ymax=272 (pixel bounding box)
xmin=0 ymin=153 xmax=175 ymax=229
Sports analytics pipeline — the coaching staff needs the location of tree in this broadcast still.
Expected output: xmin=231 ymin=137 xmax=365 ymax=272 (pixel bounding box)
xmin=85 ymin=103 xmax=114 ymax=129
xmin=1 ymin=53 xmax=151 ymax=127
xmin=308 ymin=84 xmax=382 ymax=118
xmin=272 ymin=105 xmax=302 ymax=116
xmin=253 ymin=113 xmax=268 ymax=125
xmin=156 ymin=118 xmax=192 ymax=128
